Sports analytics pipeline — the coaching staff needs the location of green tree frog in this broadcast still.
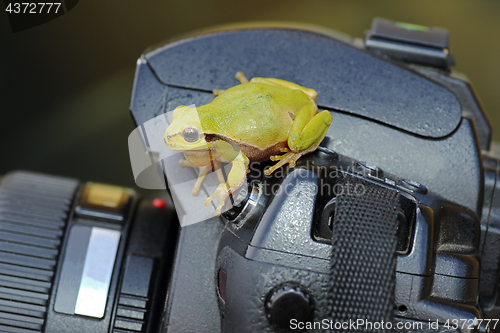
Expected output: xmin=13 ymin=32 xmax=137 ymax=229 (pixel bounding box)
xmin=164 ymin=72 xmax=332 ymax=216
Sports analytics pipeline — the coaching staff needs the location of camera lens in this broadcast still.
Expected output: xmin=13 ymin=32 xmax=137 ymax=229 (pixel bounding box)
xmin=0 ymin=171 xmax=177 ymax=333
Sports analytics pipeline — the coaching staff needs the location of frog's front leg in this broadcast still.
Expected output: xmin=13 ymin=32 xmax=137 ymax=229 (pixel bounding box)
xmin=178 ymin=159 xmax=211 ymax=195
xmin=191 ymin=164 xmax=214 ymax=196
xmin=204 ymin=150 xmax=250 ymax=216
xmin=265 ymin=104 xmax=332 ymax=175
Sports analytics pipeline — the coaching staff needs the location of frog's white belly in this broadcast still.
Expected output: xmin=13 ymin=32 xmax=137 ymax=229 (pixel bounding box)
xmin=181 ymin=149 xmax=214 ymax=167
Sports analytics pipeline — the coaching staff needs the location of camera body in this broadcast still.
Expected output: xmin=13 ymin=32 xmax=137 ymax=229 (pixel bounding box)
xmin=215 ymin=155 xmax=482 ymax=332
xmin=128 ymin=21 xmax=500 ymax=332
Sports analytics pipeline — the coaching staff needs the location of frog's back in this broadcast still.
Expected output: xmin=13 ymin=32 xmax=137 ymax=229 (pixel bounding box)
xmin=198 ymin=83 xmax=315 ymax=151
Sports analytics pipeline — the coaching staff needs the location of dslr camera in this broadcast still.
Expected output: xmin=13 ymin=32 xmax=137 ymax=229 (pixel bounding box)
xmin=1 ymin=19 xmax=499 ymax=333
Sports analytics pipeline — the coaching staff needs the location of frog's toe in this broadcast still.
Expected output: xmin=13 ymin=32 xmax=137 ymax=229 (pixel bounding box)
xmin=265 ymin=151 xmax=305 ymax=175
xmin=270 ymin=148 xmax=291 ymax=161
xmin=204 ymin=184 xmax=231 ymax=216
xmin=265 ymin=153 xmax=292 ymax=175
xmin=192 ymin=181 xmax=203 ymax=196
xmin=204 ymin=188 xmax=220 ymax=207
xmin=289 ymin=154 xmax=302 ymax=167
xmin=215 ymin=202 xmax=224 ymax=217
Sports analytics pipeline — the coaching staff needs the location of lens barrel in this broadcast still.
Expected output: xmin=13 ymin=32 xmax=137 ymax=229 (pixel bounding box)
xmin=0 ymin=171 xmax=177 ymax=333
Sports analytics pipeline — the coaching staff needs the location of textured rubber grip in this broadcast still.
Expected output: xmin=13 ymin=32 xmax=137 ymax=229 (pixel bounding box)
xmin=0 ymin=171 xmax=78 ymax=333
xmin=326 ymin=180 xmax=400 ymax=333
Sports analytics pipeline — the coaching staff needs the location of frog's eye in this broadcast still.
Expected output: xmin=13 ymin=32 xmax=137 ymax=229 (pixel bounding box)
xmin=182 ymin=128 xmax=200 ymax=142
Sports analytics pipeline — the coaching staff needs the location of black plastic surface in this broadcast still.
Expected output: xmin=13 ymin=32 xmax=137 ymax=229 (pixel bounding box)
xmin=161 ymin=218 xmax=222 ymax=333
xmin=130 ymin=59 xmax=169 ymax=127
xmin=412 ymin=66 xmax=492 ymax=151
xmin=141 ymin=28 xmax=461 ymax=138
xmin=113 ymin=197 xmax=178 ymax=333
xmin=324 ymin=114 xmax=483 ymax=217
xmin=480 ymin=155 xmax=500 ymax=311
xmin=121 ymin=255 xmax=154 ymax=299
xmin=216 ymin=246 xmax=330 ymax=333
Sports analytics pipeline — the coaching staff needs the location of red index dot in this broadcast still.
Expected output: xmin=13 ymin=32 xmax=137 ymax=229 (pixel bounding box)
xmin=152 ymin=198 xmax=166 ymax=208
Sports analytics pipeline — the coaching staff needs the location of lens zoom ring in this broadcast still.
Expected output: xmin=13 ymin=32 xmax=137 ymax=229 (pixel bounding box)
xmin=0 ymin=171 xmax=78 ymax=333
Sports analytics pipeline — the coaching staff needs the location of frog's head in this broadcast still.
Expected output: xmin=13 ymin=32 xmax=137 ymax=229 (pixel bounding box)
xmin=165 ymin=105 xmax=208 ymax=151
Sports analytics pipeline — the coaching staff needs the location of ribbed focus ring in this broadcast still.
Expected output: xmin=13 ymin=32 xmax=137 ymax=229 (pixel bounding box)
xmin=0 ymin=171 xmax=78 ymax=333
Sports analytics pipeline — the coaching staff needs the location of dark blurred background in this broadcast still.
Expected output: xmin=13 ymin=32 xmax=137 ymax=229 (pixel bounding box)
xmin=1 ymin=0 xmax=499 ymax=189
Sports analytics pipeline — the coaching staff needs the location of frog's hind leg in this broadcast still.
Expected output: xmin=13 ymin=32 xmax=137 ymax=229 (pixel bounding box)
xmin=266 ymin=142 xmax=322 ymax=175
xmin=248 ymin=77 xmax=318 ymax=101
xmin=265 ymin=106 xmax=332 ymax=175
xmin=236 ymin=72 xmax=249 ymax=84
